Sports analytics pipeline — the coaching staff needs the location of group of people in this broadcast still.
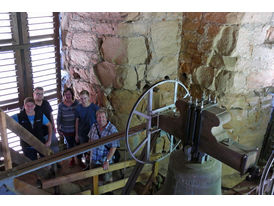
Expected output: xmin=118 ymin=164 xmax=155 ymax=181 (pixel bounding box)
xmin=12 ymin=87 xmax=120 ymax=182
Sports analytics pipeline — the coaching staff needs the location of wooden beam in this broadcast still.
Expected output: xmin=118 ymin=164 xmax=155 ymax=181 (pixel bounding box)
xmin=0 ymin=142 xmax=30 ymax=164
xmin=42 ymin=159 xmax=137 ymax=189
xmin=140 ymin=169 xmax=154 ymax=195
xmin=0 ymin=111 xmax=12 ymax=170
xmin=98 ymin=178 xmax=130 ymax=194
xmin=79 ymin=176 xmax=144 ymax=195
xmin=42 ymin=153 xmax=161 ymax=190
xmin=4 ymin=109 xmax=53 ymax=156
xmin=93 ymin=175 xmax=99 ymax=195
xmin=13 ymin=178 xmax=51 ymax=195
xmin=0 ymin=40 xmax=55 ymax=52
xmin=0 ymin=124 xmax=146 ymax=184
xmin=0 ymin=142 xmax=49 ymax=177
xmin=153 ymin=161 xmax=159 ymax=180
xmin=53 ymin=12 xmax=62 ymax=103
xmin=122 ymin=133 xmax=158 ymax=194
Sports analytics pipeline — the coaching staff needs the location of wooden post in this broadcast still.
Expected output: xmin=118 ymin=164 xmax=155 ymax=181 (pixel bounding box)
xmin=153 ymin=161 xmax=159 ymax=181
xmin=93 ymin=175 xmax=99 ymax=195
xmin=0 ymin=111 xmax=12 ymax=170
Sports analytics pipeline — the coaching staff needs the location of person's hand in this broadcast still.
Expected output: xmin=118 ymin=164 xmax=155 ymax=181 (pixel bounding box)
xmin=58 ymin=130 xmax=64 ymax=137
xmin=75 ymin=134 xmax=79 ymax=143
xmin=45 ymin=140 xmax=51 ymax=147
xmin=103 ymin=161 xmax=109 ymax=170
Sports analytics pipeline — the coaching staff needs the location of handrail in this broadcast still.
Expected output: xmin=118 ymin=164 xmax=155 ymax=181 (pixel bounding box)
xmin=42 ymin=153 xmax=161 ymax=189
xmin=0 ymin=123 xmax=146 ymax=185
xmin=1 ymin=109 xmax=53 ymax=157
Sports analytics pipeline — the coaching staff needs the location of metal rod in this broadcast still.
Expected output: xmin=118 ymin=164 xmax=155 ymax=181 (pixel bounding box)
xmin=146 ymin=90 xmax=153 ymax=161
xmin=132 ymin=137 xmax=148 ymax=156
xmin=174 ymin=81 xmax=178 ymax=104
xmin=151 ymin=103 xmax=176 ymax=115
xmin=134 ymin=110 xmax=150 ymax=119
xmin=184 ymin=97 xmax=192 ymax=145
xmin=187 ymin=99 xmax=198 ymax=147
xmin=192 ymin=101 xmax=203 ymax=159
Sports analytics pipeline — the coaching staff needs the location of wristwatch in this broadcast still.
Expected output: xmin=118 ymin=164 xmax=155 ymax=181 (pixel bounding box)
xmin=106 ymin=159 xmax=110 ymax=163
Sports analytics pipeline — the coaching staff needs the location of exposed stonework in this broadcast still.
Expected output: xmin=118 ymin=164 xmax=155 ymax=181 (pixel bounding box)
xmin=127 ymin=37 xmax=147 ymax=65
xmin=61 ymin=12 xmax=182 ymax=126
xmin=94 ymin=61 xmax=122 ymax=89
xmin=151 ymin=20 xmax=181 ymax=58
xmin=101 ymin=37 xmax=127 ymax=65
xmin=179 ymin=12 xmax=274 ymax=186
xmin=147 ymin=56 xmax=178 ymax=82
xmin=61 ymin=12 xmax=274 ymax=187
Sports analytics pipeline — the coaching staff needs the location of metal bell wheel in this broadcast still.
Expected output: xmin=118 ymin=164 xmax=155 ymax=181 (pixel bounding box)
xmin=125 ymin=79 xmax=190 ymax=164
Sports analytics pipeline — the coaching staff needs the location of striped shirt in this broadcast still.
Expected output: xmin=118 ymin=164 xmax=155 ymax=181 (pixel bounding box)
xmin=88 ymin=121 xmax=120 ymax=164
xmin=57 ymin=100 xmax=79 ymax=133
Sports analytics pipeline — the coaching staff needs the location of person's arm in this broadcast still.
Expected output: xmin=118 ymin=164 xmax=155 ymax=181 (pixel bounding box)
xmin=45 ymin=122 xmax=52 ymax=147
xmin=42 ymin=114 xmax=52 ymax=147
xmin=75 ymin=117 xmax=79 ymax=143
xmin=103 ymin=147 xmax=116 ymax=170
xmin=50 ymin=113 xmax=56 ymax=133
xmin=11 ymin=114 xmax=19 ymax=122
xmin=102 ymin=124 xmax=119 ymax=170
xmin=57 ymin=104 xmax=63 ymax=136
xmin=45 ymin=100 xmax=56 ymax=132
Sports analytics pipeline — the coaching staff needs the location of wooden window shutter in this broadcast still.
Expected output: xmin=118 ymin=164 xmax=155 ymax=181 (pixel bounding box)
xmin=0 ymin=12 xmax=61 ymax=155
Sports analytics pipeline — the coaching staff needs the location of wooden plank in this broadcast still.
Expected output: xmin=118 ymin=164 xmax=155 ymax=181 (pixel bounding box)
xmin=13 ymin=178 xmax=50 ymax=195
xmin=93 ymin=175 xmax=99 ymax=195
xmin=42 ymin=154 xmax=161 ymax=190
xmin=0 ymin=40 xmax=55 ymax=52
xmin=53 ymin=12 xmax=62 ymax=103
xmin=140 ymin=170 xmax=154 ymax=195
xmin=98 ymin=178 xmax=129 ymax=194
xmin=0 ymin=124 xmax=146 ymax=184
xmin=79 ymin=176 xmax=144 ymax=195
xmin=14 ymin=48 xmax=25 ymax=107
xmin=122 ymin=133 xmax=158 ymax=194
xmin=79 ymin=190 xmax=91 ymax=195
xmin=4 ymin=109 xmax=53 ymax=156
xmin=154 ymin=161 xmax=159 ymax=180
xmin=0 ymin=142 xmax=49 ymax=177
xmin=0 ymin=110 xmax=12 ymax=170
xmin=42 ymin=159 xmax=138 ymax=189
xmin=0 ymin=142 xmax=30 ymax=164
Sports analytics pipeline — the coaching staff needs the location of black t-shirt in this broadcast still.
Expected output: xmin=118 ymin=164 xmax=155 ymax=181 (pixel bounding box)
xmin=35 ymin=99 xmax=53 ymax=136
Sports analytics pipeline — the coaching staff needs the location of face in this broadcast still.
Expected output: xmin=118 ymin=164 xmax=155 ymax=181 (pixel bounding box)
xmin=80 ymin=94 xmax=90 ymax=106
xmin=96 ymin=112 xmax=108 ymax=128
xmin=24 ymin=102 xmax=35 ymax=114
xmin=64 ymin=90 xmax=73 ymax=102
xmin=33 ymin=89 xmax=44 ymax=101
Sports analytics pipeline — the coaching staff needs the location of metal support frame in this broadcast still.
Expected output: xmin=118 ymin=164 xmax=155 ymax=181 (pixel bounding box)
xmin=125 ymin=80 xmax=190 ymax=164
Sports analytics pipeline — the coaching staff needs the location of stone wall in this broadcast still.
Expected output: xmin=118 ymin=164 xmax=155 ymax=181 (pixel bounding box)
xmin=61 ymin=12 xmax=274 ymax=187
xmin=61 ymin=12 xmax=183 ymax=131
xmin=179 ymin=12 xmax=274 ymax=186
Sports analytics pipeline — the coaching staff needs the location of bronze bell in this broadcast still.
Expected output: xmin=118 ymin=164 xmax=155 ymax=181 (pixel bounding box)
xmin=157 ymin=150 xmax=222 ymax=195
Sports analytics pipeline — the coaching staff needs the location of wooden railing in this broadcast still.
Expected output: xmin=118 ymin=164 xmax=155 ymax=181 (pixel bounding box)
xmin=0 ymin=109 xmax=53 ymax=171
xmin=41 ymin=154 xmax=160 ymax=195
xmin=0 ymin=109 xmax=155 ymax=194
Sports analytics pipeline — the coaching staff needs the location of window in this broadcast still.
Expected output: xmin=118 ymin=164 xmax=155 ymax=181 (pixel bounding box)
xmin=0 ymin=12 xmax=61 ymax=154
